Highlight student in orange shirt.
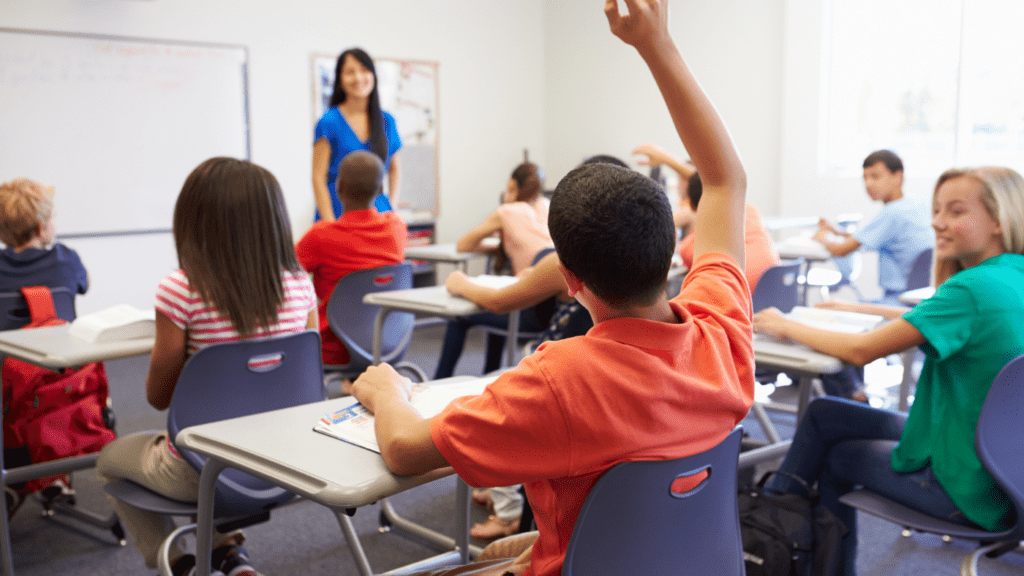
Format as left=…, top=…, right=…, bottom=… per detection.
left=296, top=151, right=407, bottom=373
left=634, top=142, right=780, bottom=292
left=348, top=2, right=754, bottom=574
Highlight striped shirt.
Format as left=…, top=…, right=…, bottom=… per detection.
left=155, top=269, right=316, bottom=354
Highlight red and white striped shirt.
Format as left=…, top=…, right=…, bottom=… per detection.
left=155, top=269, right=316, bottom=354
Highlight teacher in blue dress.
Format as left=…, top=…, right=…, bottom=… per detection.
left=312, top=48, right=402, bottom=221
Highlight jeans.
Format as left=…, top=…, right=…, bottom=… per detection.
left=767, top=397, right=976, bottom=576
left=434, top=308, right=547, bottom=380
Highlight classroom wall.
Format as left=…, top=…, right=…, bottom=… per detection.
left=542, top=0, right=786, bottom=213
left=3, top=0, right=546, bottom=313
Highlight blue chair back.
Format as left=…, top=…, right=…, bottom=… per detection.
left=752, top=259, right=803, bottom=314
left=0, top=286, right=77, bottom=331
left=561, top=427, right=745, bottom=576
left=167, top=330, right=325, bottom=518
left=905, top=248, right=933, bottom=292
left=326, top=263, right=415, bottom=371
left=975, top=353, right=1024, bottom=542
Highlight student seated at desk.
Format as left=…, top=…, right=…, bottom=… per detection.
left=349, top=3, right=754, bottom=574
left=0, top=178, right=88, bottom=296
left=752, top=166, right=1024, bottom=576
left=633, top=142, right=780, bottom=291
left=296, top=150, right=406, bottom=371
left=435, top=162, right=553, bottom=379
left=97, top=158, right=317, bottom=576
left=814, top=149, right=933, bottom=305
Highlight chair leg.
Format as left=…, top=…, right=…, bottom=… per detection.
left=394, top=361, right=428, bottom=383
left=156, top=523, right=198, bottom=576
left=750, top=402, right=782, bottom=445
left=332, top=509, right=374, bottom=576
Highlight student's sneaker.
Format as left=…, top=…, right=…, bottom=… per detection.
left=213, top=544, right=264, bottom=576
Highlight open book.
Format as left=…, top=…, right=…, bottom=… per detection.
left=68, top=304, right=156, bottom=343
left=314, top=374, right=500, bottom=453
left=787, top=306, right=884, bottom=334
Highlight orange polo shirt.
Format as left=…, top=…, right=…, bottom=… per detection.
left=679, top=203, right=780, bottom=292
left=431, top=252, right=754, bottom=576
left=295, top=208, right=406, bottom=365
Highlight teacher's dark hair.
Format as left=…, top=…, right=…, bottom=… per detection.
left=330, top=48, right=389, bottom=163
left=173, top=157, right=302, bottom=336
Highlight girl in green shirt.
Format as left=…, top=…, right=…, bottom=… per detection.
left=753, top=166, right=1024, bottom=576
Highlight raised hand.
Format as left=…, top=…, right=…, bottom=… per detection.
left=604, top=0, right=670, bottom=53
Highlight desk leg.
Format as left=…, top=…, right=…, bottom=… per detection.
left=897, top=349, right=916, bottom=412
left=796, top=375, right=814, bottom=421
left=0, top=474, right=13, bottom=576
left=455, top=478, right=470, bottom=564
left=506, top=310, right=520, bottom=368
left=372, top=307, right=389, bottom=365
left=194, top=459, right=227, bottom=576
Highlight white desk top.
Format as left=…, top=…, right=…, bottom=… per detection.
left=775, top=236, right=832, bottom=261
left=753, top=335, right=844, bottom=376
left=899, top=286, right=935, bottom=306
left=176, top=393, right=458, bottom=509
left=364, top=285, right=485, bottom=317
left=405, top=239, right=499, bottom=264
left=0, top=324, right=154, bottom=369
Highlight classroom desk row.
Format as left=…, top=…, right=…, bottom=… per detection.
left=0, top=282, right=874, bottom=576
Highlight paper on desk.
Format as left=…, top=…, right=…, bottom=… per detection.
left=68, top=304, right=156, bottom=343
left=314, top=375, right=500, bottom=453
left=466, top=274, right=520, bottom=290
left=787, top=306, right=884, bottom=334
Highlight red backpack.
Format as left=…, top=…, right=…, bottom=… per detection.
left=2, top=286, right=116, bottom=494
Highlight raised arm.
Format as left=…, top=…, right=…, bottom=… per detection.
left=607, top=0, right=747, bottom=266
left=446, top=251, right=570, bottom=314
left=633, top=143, right=696, bottom=181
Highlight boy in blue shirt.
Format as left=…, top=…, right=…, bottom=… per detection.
left=815, top=150, right=933, bottom=304
left=0, top=178, right=88, bottom=298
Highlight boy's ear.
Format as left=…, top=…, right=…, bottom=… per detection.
left=558, top=262, right=583, bottom=297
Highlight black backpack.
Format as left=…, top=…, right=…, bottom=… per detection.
left=738, top=471, right=848, bottom=576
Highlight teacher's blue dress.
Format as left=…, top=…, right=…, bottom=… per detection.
left=314, top=107, right=402, bottom=219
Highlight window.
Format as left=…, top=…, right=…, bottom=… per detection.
left=822, top=0, right=1024, bottom=176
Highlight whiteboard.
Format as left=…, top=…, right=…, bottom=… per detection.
left=0, top=29, right=250, bottom=237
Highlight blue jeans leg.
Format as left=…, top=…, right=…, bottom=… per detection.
left=767, top=397, right=973, bottom=576
left=433, top=312, right=512, bottom=379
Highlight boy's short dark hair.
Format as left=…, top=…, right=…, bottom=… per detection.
left=862, top=150, right=903, bottom=174
left=549, top=163, right=675, bottom=307
left=337, top=151, right=385, bottom=207
left=581, top=154, right=630, bottom=169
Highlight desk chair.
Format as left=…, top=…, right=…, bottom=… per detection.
left=324, top=264, right=427, bottom=394
left=839, top=354, right=1024, bottom=576
left=0, top=287, right=76, bottom=331
left=904, top=248, right=933, bottom=292
left=561, top=427, right=745, bottom=576
left=101, top=332, right=372, bottom=576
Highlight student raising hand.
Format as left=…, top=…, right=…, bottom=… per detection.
left=604, top=0, right=670, bottom=51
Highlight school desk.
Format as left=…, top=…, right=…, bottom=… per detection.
left=363, top=280, right=524, bottom=368
left=0, top=325, right=155, bottom=576
left=405, top=239, right=499, bottom=275
left=176, top=377, right=487, bottom=576
left=898, top=286, right=934, bottom=306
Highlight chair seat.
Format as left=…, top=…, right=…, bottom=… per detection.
left=103, top=479, right=199, bottom=517
left=839, top=489, right=1013, bottom=541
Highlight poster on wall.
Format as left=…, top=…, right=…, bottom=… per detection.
left=311, top=53, right=439, bottom=217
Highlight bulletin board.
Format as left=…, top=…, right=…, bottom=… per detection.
left=311, top=53, right=439, bottom=216
left=0, top=28, right=250, bottom=238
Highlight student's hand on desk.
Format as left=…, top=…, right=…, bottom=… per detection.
left=445, top=270, right=471, bottom=295
left=605, top=0, right=670, bottom=51
left=350, top=363, right=415, bottom=415
left=752, top=307, right=790, bottom=339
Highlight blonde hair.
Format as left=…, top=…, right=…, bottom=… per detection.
left=0, top=179, right=54, bottom=248
left=932, top=166, right=1024, bottom=285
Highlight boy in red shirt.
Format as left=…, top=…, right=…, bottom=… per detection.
left=296, top=150, right=407, bottom=367
left=349, top=2, right=754, bottom=575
